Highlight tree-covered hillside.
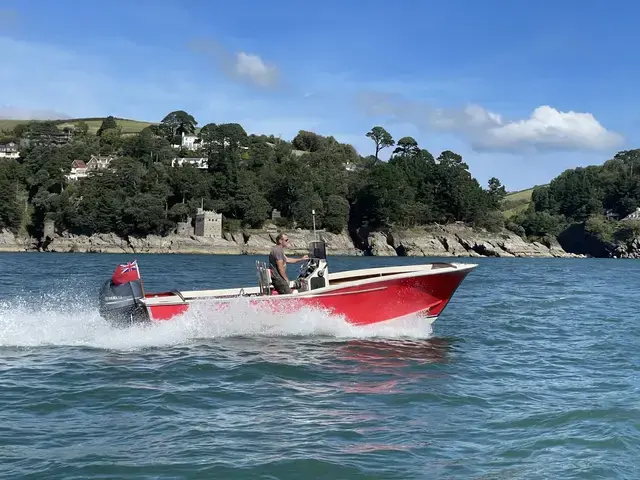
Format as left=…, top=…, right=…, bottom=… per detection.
left=0, top=111, right=508, bottom=239
left=511, top=149, right=640, bottom=253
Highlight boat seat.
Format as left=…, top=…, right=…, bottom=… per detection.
left=256, top=261, right=273, bottom=296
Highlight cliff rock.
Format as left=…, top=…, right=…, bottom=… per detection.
left=0, top=229, right=34, bottom=252
left=243, top=230, right=358, bottom=256
left=0, top=223, right=583, bottom=258
left=361, top=223, right=582, bottom=258
left=45, top=232, right=243, bottom=255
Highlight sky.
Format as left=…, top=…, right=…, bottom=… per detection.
left=1, top=0, right=639, bottom=191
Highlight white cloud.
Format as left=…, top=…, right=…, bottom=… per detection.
left=356, top=92, right=624, bottom=153
left=235, top=52, right=278, bottom=88
left=189, top=39, right=280, bottom=89
left=441, top=104, right=623, bottom=152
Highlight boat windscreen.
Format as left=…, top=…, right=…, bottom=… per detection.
left=308, top=240, right=327, bottom=260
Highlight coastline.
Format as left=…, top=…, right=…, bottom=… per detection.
left=0, top=223, right=585, bottom=258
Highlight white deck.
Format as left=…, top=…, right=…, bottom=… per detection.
left=140, top=262, right=477, bottom=307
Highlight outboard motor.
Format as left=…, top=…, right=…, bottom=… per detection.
left=98, top=279, right=149, bottom=326
left=98, top=260, right=150, bottom=327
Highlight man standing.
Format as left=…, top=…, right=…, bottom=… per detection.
left=269, top=233, right=308, bottom=294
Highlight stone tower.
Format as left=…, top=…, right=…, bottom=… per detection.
left=195, top=208, right=222, bottom=238
left=176, top=216, right=193, bottom=236
left=43, top=219, right=55, bottom=239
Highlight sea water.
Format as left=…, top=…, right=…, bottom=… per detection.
left=0, top=253, right=638, bottom=479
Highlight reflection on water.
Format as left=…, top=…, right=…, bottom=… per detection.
left=334, top=337, right=453, bottom=368
left=322, top=337, right=455, bottom=395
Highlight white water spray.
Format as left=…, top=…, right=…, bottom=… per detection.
left=0, top=291, right=433, bottom=351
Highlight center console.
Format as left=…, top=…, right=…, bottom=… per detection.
left=294, top=240, right=330, bottom=292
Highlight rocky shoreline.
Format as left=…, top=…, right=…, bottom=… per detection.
left=0, top=223, right=584, bottom=258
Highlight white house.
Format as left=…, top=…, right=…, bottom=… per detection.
left=621, top=207, right=640, bottom=221
left=86, top=154, right=114, bottom=171
left=67, top=160, right=88, bottom=181
left=0, top=142, right=19, bottom=159
left=172, top=132, right=201, bottom=151
left=171, top=157, right=208, bottom=169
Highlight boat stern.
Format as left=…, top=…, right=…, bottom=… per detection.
left=98, top=260, right=151, bottom=327
left=98, top=278, right=150, bottom=327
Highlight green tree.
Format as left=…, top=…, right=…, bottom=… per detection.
left=96, top=116, right=118, bottom=136
left=160, top=110, right=198, bottom=139
left=292, top=130, right=324, bottom=152
left=0, top=161, right=22, bottom=231
left=392, top=136, right=420, bottom=157
left=350, top=163, right=416, bottom=229
left=74, top=121, right=89, bottom=137
left=202, top=123, right=248, bottom=203
left=99, top=127, right=122, bottom=154
left=291, top=183, right=324, bottom=229
left=121, top=193, right=171, bottom=236
left=366, top=126, right=395, bottom=161
left=323, top=195, right=350, bottom=233
left=231, top=170, right=271, bottom=228
left=487, top=177, right=507, bottom=209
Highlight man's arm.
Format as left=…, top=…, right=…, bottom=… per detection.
left=285, top=254, right=309, bottom=264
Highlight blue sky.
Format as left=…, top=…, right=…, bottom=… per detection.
left=0, top=0, right=638, bottom=190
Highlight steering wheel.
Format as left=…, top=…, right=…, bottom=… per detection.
left=298, top=258, right=315, bottom=278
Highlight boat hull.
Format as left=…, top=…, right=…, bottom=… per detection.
left=144, top=267, right=473, bottom=327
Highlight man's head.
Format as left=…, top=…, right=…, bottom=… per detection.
left=276, top=232, right=289, bottom=247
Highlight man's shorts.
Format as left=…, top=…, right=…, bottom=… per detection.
left=271, top=276, right=292, bottom=294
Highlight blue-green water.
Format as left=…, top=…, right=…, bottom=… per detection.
left=0, top=253, right=638, bottom=479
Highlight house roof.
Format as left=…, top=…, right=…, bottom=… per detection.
left=71, top=159, right=87, bottom=168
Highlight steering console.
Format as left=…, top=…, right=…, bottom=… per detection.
left=297, top=258, right=318, bottom=279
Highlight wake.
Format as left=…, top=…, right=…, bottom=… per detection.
left=0, top=291, right=434, bottom=351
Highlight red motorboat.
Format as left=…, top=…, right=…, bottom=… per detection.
left=98, top=240, right=477, bottom=328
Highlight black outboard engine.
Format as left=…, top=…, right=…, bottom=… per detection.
left=98, top=279, right=149, bottom=327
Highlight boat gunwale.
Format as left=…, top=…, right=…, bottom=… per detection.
left=140, top=262, right=478, bottom=307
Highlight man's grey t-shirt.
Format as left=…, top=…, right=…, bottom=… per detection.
left=269, top=245, right=286, bottom=279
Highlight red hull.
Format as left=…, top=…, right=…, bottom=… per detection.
left=145, top=268, right=472, bottom=326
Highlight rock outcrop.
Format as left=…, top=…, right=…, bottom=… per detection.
left=359, top=223, right=583, bottom=258
left=243, top=230, right=358, bottom=256
left=611, top=239, right=640, bottom=258
left=0, top=223, right=583, bottom=258
left=556, top=222, right=640, bottom=259
left=43, top=232, right=244, bottom=255
left=0, top=229, right=35, bottom=252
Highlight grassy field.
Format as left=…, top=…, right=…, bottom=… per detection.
left=0, top=117, right=155, bottom=135
left=59, top=118, right=154, bottom=135
left=0, top=119, right=30, bottom=132
left=501, top=187, right=540, bottom=218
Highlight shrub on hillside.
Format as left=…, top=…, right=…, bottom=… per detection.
left=514, top=210, right=566, bottom=238
left=473, top=210, right=504, bottom=233
left=505, top=221, right=526, bottom=237
left=584, top=214, right=617, bottom=243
